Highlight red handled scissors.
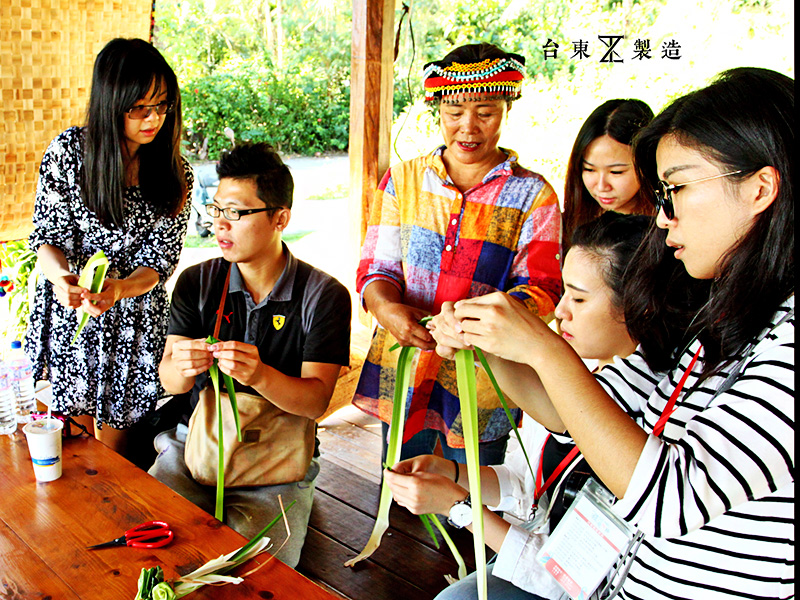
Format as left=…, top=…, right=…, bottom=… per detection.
left=87, top=520, right=174, bottom=550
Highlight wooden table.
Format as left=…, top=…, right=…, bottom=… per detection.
left=0, top=428, right=336, bottom=599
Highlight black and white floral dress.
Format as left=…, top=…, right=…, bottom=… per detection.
left=25, top=127, right=193, bottom=428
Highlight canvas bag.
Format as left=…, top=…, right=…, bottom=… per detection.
left=183, top=263, right=315, bottom=487
left=185, top=387, right=315, bottom=487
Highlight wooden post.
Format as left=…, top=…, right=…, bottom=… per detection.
left=349, top=0, right=395, bottom=324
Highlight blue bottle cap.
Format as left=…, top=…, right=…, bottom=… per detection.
left=10, top=340, right=21, bottom=349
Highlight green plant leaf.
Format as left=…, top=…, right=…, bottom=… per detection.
left=71, top=250, right=109, bottom=344
left=344, top=344, right=415, bottom=567
left=418, top=513, right=441, bottom=549
left=204, top=334, right=244, bottom=519
left=474, top=347, right=535, bottom=482
left=224, top=499, right=297, bottom=570
left=211, top=359, right=224, bottom=521
left=455, top=349, right=487, bottom=600
left=222, top=371, right=242, bottom=442
left=429, top=512, right=468, bottom=582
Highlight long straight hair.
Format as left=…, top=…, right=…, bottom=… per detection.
left=626, top=68, right=794, bottom=376
left=81, top=38, right=187, bottom=227
left=563, top=99, right=655, bottom=244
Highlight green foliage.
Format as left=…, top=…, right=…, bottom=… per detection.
left=181, top=60, right=350, bottom=158
left=0, top=240, right=38, bottom=347
left=155, top=0, right=352, bottom=157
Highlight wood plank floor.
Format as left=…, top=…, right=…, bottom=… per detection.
left=318, top=404, right=383, bottom=484
left=301, top=404, right=481, bottom=600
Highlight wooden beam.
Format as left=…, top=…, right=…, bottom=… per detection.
left=348, top=0, right=395, bottom=289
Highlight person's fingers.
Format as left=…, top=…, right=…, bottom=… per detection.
left=178, top=363, right=213, bottom=378
left=175, top=339, right=217, bottom=352
left=434, top=344, right=457, bottom=360
left=410, top=332, right=437, bottom=350
left=389, top=459, right=415, bottom=474
left=80, top=297, right=106, bottom=317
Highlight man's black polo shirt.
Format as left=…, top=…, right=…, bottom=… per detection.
left=167, top=247, right=351, bottom=411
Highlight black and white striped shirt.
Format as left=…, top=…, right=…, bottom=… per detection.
left=596, top=298, right=794, bottom=600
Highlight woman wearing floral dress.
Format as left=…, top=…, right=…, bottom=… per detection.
left=25, top=38, right=193, bottom=457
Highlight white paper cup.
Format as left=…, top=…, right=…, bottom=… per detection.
left=22, top=418, right=64, bottom=482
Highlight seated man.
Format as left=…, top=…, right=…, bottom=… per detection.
left=150, top=142, right=351, bottom=568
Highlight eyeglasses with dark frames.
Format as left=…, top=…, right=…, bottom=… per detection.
left=655, top=170, right=743, bottom=220
left=206, top=204, right=282, bottom=221
left=125, top=101, right=174, bottom=120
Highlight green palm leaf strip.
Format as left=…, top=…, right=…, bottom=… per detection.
left=205, top=335, right=243, bottom=521
left=418, top=513, right=440, bottom=549
left=71, top=250, right=109, bottom=344
left=346, top=317, right=467, bottom=576
left=346, top=321, right=520, bottom=596
left=428, top=513, right=468, bottom=582
left=344, top=343, right=415, bottom=567
left=222, top=499, right=296, bottom=571
left=417, top=512, right=465, bottom=578
left=455, top=349, right=487, bottom=600
left=473, top=347, right=535, bottom=481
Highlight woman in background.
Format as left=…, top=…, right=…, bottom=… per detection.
left=26, top=38, right=193, bottom=457
left=562, top=99, right=654, bottom=245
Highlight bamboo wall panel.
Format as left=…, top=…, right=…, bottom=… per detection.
left=0, top=0, right=152, bottom=242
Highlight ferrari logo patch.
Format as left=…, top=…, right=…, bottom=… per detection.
left=273, top=315, right=286, bottom=330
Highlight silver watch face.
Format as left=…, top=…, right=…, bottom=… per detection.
left=448, top=501, right=473, bottom=528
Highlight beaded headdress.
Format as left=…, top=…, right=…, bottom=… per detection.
left=423, top=53, right=526, bottom=105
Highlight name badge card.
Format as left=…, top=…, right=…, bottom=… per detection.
left=536, top=478, right=635, bottom=600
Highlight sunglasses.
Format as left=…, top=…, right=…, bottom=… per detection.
left=125, top=101, right=174, bottom=120
left=655, top=170, right=743, bottom=219
left=206, top=204, right=282, bottom=221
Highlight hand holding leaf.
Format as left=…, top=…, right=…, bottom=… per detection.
left=79, top=277, right=125, bottom=317
left=52, top=273, right=85, bottom=309
left=170, top=339, right=215, bottom=379
left=208, top=340, right=265, bottom=388
left=71, top=250, right=109, bottom=344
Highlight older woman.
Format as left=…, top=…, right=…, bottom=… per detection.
left=352, top=43, right=562, bottom=466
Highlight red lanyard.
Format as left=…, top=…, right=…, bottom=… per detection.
left=534, top=435, right=581, bottom=503
left=652, top=345, right=702, bottom=437
left=531, top=344, right=702, bottom=511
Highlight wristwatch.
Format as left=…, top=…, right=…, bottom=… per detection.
left=447, top=492, right=472, bottom=528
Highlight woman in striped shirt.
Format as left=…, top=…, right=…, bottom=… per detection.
left=429, top=67, right=794, bottom=599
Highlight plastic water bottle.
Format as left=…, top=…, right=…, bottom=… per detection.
left=9, top=341, right=36, bottom=424
left=0, top=364, right=16, bottom=435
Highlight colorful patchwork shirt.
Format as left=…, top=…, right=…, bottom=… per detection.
left=353, top=146, right=562, bottom=447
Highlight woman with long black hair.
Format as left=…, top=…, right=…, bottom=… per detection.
left=428, top=67, right=794, bottom=599
left=26, top=38, right=193, bottom=457
left=562, top=99, right=654, bottom=245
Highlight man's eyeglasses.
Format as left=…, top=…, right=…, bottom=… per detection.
left=206, top=204, right=281, bottom=221
left=125, top=101, right=174, bottom=120
left=655, top=170, right=743, bottom=220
